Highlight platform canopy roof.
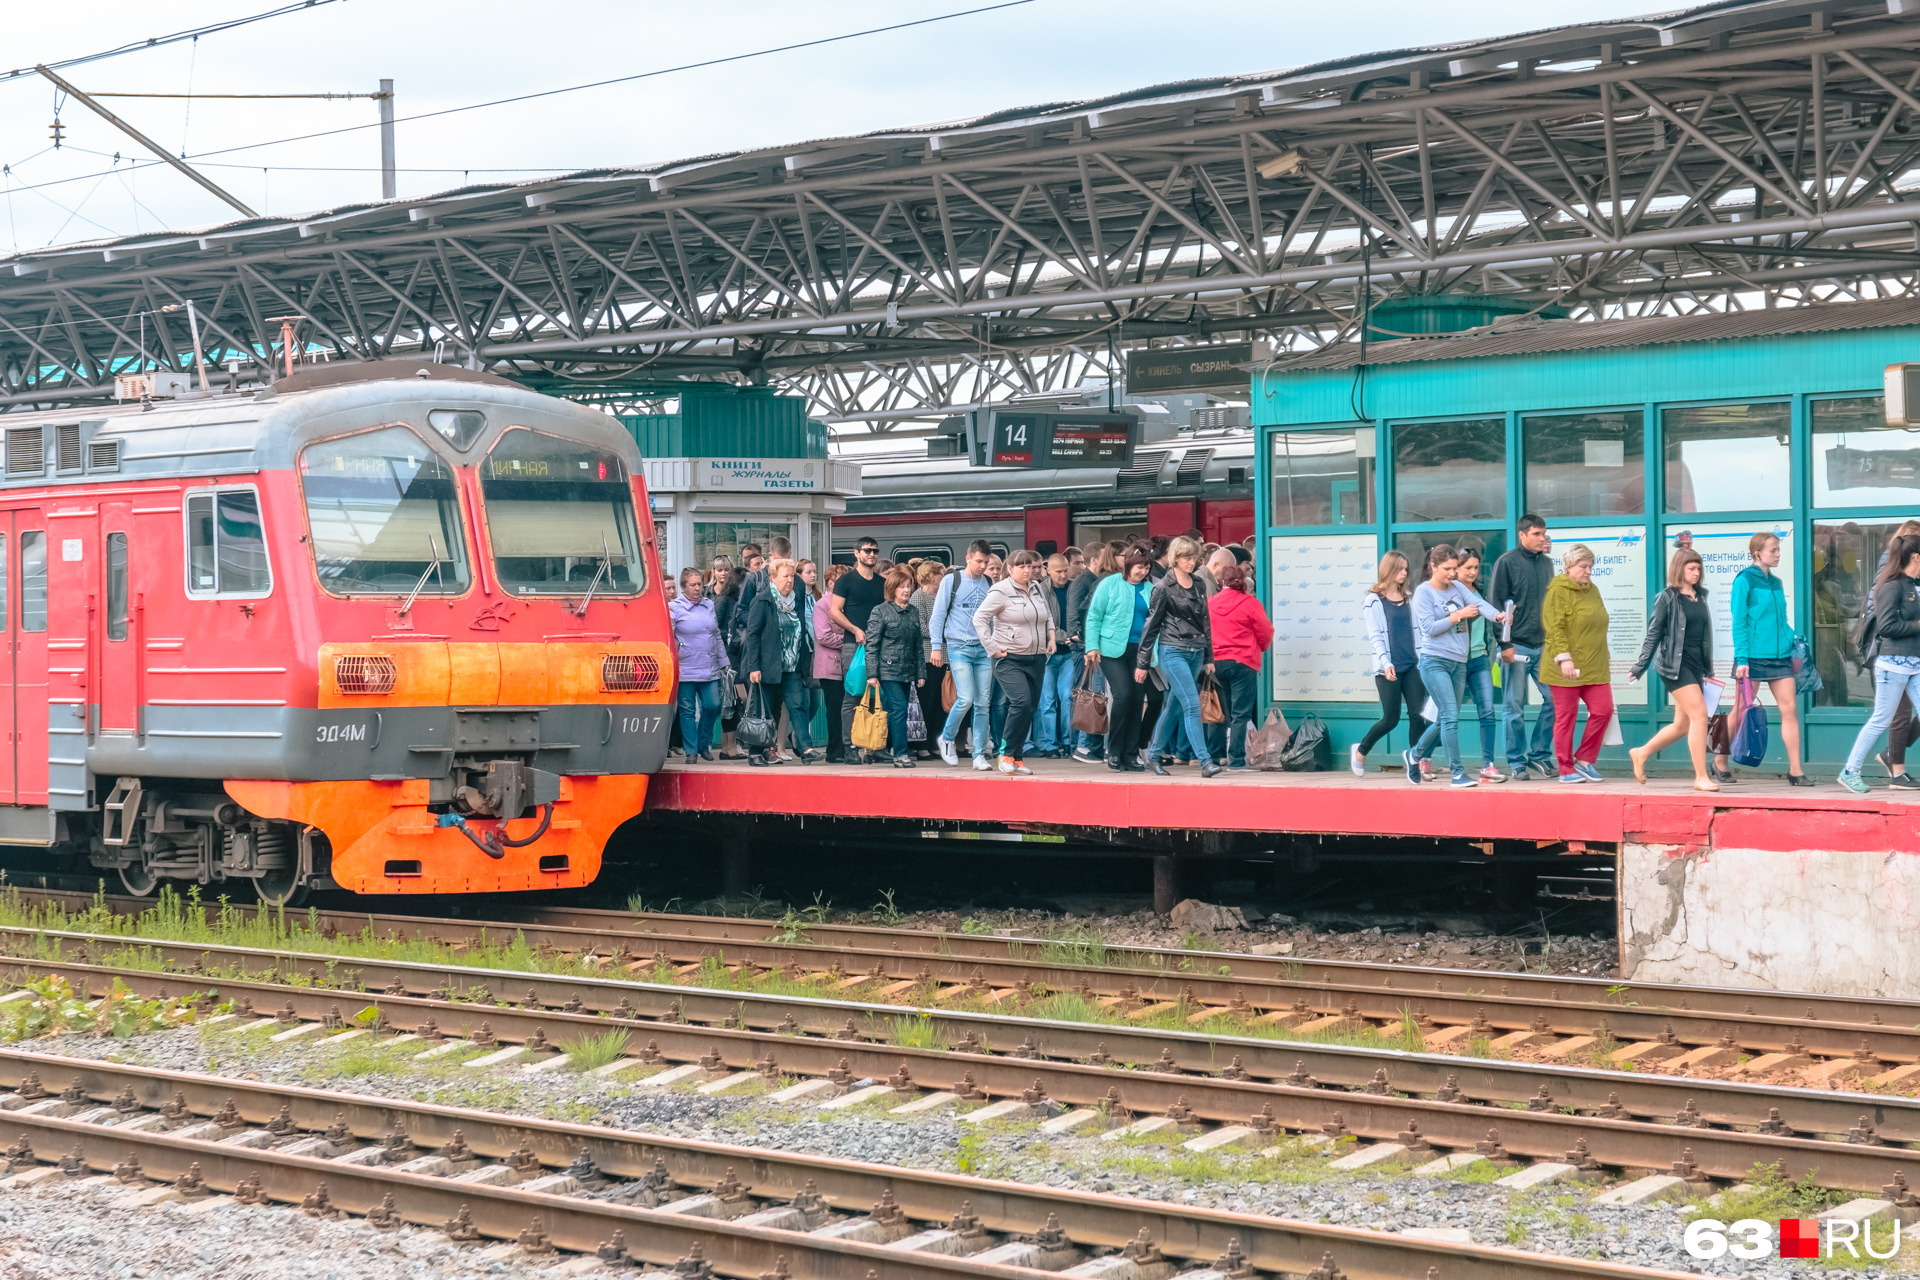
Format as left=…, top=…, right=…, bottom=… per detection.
left=3, top=0, right=1920, bottom=434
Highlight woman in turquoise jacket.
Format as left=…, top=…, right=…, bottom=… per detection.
left=1721, top=530, right=1809, bottom=785
left=1083, top=547, right=1157, bottom=771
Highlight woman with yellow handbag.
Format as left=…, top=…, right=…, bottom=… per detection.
left=863, top=568, right=927, bottom=767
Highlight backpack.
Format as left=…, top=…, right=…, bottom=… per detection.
left=1856, top=612, right=1881, bottom=667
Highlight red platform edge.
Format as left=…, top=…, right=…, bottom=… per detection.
left=643, top=765, right=1920, bottom=855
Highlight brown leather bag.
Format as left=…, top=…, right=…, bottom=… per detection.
left=1070, top=665, right=1109, bottom=735
left=941, top=669, right=957, bottom=713
left=1199, top=671, right=1226, bottom=724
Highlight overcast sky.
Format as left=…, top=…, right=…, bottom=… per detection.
left=0, top=0, right=1650, bottom=252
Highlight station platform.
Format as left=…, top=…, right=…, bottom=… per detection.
left=647, top=757, right=1920, bottom=854
left=645, top=759, right=1920, bottom=1000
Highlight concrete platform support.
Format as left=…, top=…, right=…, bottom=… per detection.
left=1152, top=856, right=1178, bottom=916
left=721, top=828, right=751, bottom=896
left=1621, top=840, right=1920, bottom=996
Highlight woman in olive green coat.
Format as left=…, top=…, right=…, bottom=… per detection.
left=1541, top=544, right=1612, bottom=783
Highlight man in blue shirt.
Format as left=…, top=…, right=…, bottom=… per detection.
left=930, top=540, right=997, bottom=769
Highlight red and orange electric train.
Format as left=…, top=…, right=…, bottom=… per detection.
left=0, top=360, right=672, bottom=904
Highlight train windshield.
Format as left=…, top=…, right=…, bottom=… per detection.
left=480, top=429, right=642, bottom=595
left=299, top=426, right=471, bottom=595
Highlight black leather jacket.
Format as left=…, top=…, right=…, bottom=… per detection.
left=1139, top=574, right=1212, bottom=657
left=1876, top=576, right=1920, bottom=658
left=1631, top=586, right=1710, bottom=683
left=863, top=600, right=927, bottom=683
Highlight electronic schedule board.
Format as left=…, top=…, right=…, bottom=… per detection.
left=983, top=411, right=1137, bottom=468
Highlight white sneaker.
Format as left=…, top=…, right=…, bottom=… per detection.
left=998, top=756, right=1018, bottom=774
left=938, top=737, right=959, bottom=767
left=1350, top=744, right=1365, bottom=777
left=973, top=756, right=993, bottom=772
left=1479, top=763, right=1507, bottom=783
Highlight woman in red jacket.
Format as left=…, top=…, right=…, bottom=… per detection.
left=1208, top=562, right=1274, bottom=769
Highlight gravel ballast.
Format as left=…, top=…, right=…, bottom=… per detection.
left=8, top=1024, right=1908, bottom=1279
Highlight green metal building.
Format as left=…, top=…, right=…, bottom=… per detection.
left=1250, top=297, right=1920, bottom=770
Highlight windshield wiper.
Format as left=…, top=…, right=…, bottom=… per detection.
left=397, top=533, right=445, bottom=617
left=569, top=534, right=613, bottom=617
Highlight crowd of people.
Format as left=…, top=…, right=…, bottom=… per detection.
left=666, top=531, right=1269, bottom=775
left=665, top=515, right=1914, bottom=791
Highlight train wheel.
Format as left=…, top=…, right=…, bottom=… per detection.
left=254, top=865, right=309, bottom=909
left=117, top=862, right=158, bottom=898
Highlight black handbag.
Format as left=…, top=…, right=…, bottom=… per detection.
left=737, top=683, right=776, bottom=753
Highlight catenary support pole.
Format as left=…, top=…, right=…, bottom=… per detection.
left=379, top=79, right=396, bottom=200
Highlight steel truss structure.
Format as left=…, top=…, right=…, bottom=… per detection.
left=3, top=0, right=1920, bottom=435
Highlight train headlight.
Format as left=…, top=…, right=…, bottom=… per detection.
left=600, top=653, right=660, bottom=692
left=334, top=654, right=398, bottom=695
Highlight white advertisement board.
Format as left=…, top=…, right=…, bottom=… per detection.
left=700, top=459, right=823, bottom=491
left=1267, top=533, right=1379, bottom=702
left=1663, top=521, right=1795, bottom=705
left=1548, top=525, right=1649, bottom=706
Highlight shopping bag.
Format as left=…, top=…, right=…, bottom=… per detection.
left=906, top=690, right=928, bottom=742
left=1421, top=696, right=1439, bottom=723
left=1602, top=712, right=1623, bottom=746
left=1706, top=711, right=1731, bottom=755
left=850, top=686, right=890, bottom=752
left=1279, top=715, right=1332, bottom=771
left=1198, top=672, right=1225, bottom=725
left=737, top=684, right=776, bottom=753
left=941, top=668, right=957, bottom=713
left=1069, top=666, right=1109, bottom=735
left=842, top=646, right=867, bottom=698
left=717, top=666, right=739, bottom=717
left=1731, top=677, right=1769, bottom=767
left=1246, top=710, right=1291, bottom=770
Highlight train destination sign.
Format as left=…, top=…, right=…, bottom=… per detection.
left=1125, top=342, right=1255, bottom=393
left=983, top=411, right=1137, bottom=468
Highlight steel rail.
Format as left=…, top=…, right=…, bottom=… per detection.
left=14, top=956, right=1920, bottom=1195
left=0, top=1046, right=1699, bottom=1280
left=15, top=886, right=1898, bottom=1032
left=11, top=921, right=1920, bottom=1146
left=0, top=1108, right=1036, bottom=1280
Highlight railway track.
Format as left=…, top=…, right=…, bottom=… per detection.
left=9, top=888, right=1920, bottom=1090
left=0, top=1045, right=1699, bottom=1280
left=8, top=922, right=1920, bottom=1151
left=9, top=939, right=1920, bottom=1198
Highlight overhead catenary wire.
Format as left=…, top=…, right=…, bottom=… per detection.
left=0, top=1, right=349, bottom=83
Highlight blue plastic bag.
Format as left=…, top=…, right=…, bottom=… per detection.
left=1791, top=633, right=1823, bottom=695
left=1731, top=676, right=1769, bottom=768
left=842, top=645, right=867, bottom=698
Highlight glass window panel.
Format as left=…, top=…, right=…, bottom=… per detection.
left=1811, top=396, right=1920, bottom=507
left=301, top=426, right=470, bottom=595
left=693, top=521, right=793, bottom=576
left=1268, top=428, right=1375, bottom=527
left=186, top=489, right=271, bottom=597
left=1523, top=411, right=1645, bottom=517
left=105, top=532, right=127, bottom=641
left=1809, top=520, right=1907, bottom=708
left=1662, top=402, right=1790, bottom=512
left=1393, top=418, right=1506, bottom=522
left=186, top=494, right=216, bottom=592
left=481, top=430, right=644, bottom=595
left=19, top=532, right=45, bottom=633
left=1392, top=528, right=1508, bottom=585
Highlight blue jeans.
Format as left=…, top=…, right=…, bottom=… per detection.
left=1414, top=655, right=1469, bottom=774
left=1502, top=642, right=1557, bottom=770
left=1466, top=653, right=1500, bottom=765
left=776, top=672, right=814, bottom=753
left=677, top=679, right=719, bottom=757
left=879, top=680, right=912, bottom=760
left=1148, top=647, right=1213, bottom=764
left=940, top=643, right=994, bottom=758
left=1038, top=651, right=1077, bottom=752
left=1077, top=659, right=1107, bottom=753
left=1845, top=661, right=1920, bottom=774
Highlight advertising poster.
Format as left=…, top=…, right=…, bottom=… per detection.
left=1549, top=525, right=1649, bottom=706
left=1267, top=534, right=1379, bottom=702
left=1664, top=522, right=1795, bottom=706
